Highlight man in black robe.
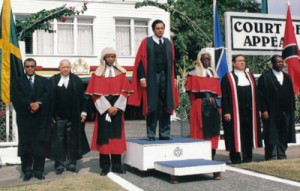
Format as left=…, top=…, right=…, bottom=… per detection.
left=49, top=59, right=89, bottom=175
left=258, top=54, right=296, bottom=160
left=221, top=54, right=262, bottom=164
left=12, top=58, right=51, bottom=181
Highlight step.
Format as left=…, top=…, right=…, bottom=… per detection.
left=155, top=159, right=226, bottom=176
left=124, top=137, right=211, bottom=171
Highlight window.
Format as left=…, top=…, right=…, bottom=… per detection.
left=115, top=19, right=148, bottom=56
left=16, top=15, right=94, bottom=56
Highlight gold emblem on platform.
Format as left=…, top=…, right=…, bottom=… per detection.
left=72, top=58, right=89, bottom=75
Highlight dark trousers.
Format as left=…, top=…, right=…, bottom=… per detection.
left=21, top=153, right=45, bottom=175
left=99, top=154, right=122, bottom=170
left=146, top=71, right=171, bottom=138
left=54, top=116, right=76, bottom=170
left=265, top=111, right=289, bottom=160
left=230, top=108, right=253, bottom=163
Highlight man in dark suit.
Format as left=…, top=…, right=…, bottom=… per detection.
left=12, top=58, right=51, bottom=181
left=49, top=59, right=89, bottom=175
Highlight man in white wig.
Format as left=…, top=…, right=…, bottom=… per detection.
left=186, top=50, right=222, bottom=180
left=86, top=47, right=133, bottom=176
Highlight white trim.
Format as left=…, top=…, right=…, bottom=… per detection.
left=227, top=166, right=300, bottom=188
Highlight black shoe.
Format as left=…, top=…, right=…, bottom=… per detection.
left=23, top=173, right=32, bottom=181
left=34, top=173, right=45, bottom=180
left=66, top=167, right=78, bottom=173
left=100, top=168, right=110, bottom=176
left=112, top=168, right=126, bottom=174
left=159, top=137, right=172, bottom=140
left=148, top=137, right=155, bottom=141
left=55, top=169, right=64, bottom=175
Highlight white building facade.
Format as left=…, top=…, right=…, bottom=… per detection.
left=4, top=0, right=170, bottom=69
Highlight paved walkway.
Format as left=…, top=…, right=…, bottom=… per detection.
left=0, top=120, right=299, bottom=190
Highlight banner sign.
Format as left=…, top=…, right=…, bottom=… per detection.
left=225, top=12, right=300, bottom=55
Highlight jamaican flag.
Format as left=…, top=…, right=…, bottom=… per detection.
left=0, top=0, right=23, bottom=105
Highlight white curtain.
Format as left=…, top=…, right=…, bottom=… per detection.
left=36, top=30, right=54, bottom=54
left=78, top=25, right=93, bottom=55
left=57, top=25, right=74, bottom=54
left=134, top=27, right=147, bottom=54
left=116, top=26, right=131, bottom=56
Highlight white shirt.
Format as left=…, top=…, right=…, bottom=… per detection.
left=234, top=69, right=250, bottom=86
left=202, top=68, right=213, bottom=77
left=272, top=69, right=284, bottom=85
left=58, top=75, right=69, bottom=88
left=105, top=65, right=116, bottom=77
left=152, top=35, right=164, bottom=45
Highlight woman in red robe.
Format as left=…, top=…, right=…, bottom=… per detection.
left=86, top=47, right=133, bottom=176
left=186, top=50, right=222, bottom=180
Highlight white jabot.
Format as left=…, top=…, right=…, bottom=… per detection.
left=105, top=65, right=115, bottom=78
left=234, top=69, right=250, bottom=86
left=272, top=69, right=284, bottom=85
left=202, top=68, right=213, bottom=77
left=152, top=35, right=164, bottom=45
left=58, top=75, right=70, bottom=88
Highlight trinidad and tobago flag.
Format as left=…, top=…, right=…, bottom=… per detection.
left=282, top=3, right=300, bottom=96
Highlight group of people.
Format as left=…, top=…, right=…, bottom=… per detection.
left=12, top=19, right=296, bottom=182
left=186, top=52, right=296, bottom=180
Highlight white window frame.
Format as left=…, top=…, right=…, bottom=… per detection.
left=115, top=18, right=150, bottom=57
left=31, top=16, right=94, bottom=56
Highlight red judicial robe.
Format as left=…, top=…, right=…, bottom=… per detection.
left=128, top=37, right=179, bottom=115
left=86, top=73, right=132, bottom=154
left=186, top=76, right=221, bottom=149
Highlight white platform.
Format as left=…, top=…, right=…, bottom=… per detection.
left=155, top=159, right=226, bottom=176
left=124, top=137, right=211, bottom=171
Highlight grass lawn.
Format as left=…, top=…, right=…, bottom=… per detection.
left=231, top=158, right=300, bottom=182
left=0, top=172, right=126, bottom=191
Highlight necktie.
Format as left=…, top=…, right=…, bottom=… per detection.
left=29, top=77, right=34, bottom=89
left=159, top=39, right=162, bottom=46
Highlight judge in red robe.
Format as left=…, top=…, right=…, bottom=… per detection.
left=186, top=50, right=222, bottom=180
left=128, top=19, right=179, bottom=141
left=86, top=47, right=133, bottom=176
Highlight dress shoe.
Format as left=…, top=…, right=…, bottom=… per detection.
left=23, top=173, right=32, bottom=181
left=148, top=137, right=155, bottom=141
left=159, top=137, right=172, bottom=140
left=112, top=167, right=126, bottom=174
left=213, top=172, right=221, bottom=180
left=100, top=168, right=110, bottom=176
left=34, top=173, right=45, bottom=180
left=55, top=169, right=64, bottom=175
left=66, top=167, right=78, bottom=173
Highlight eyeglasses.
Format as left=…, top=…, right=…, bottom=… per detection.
left=202, top=58, right=211, bottom=61
left=25, top=65, right=35, bottom=68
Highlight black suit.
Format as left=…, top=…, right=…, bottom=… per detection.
left=12, top=74, right=51, bottom=176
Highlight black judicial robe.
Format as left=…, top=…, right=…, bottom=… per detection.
left=258, top=70, right=296, bottom=145
left=12, top=74, right=51, bottom=157
left=49, top=73, right=90, bottom=161
left=221, top=71, right=262, bottom=152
